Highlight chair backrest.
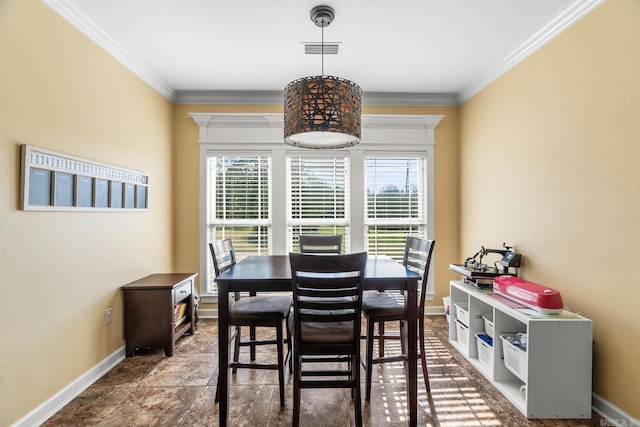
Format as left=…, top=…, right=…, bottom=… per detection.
left=402, top=237, right=436, bottom=316
left=289, top=251, right=367, bottom=353
left=298, top=234, right=342, bottom=254
left=209, top=239, right=236, bottom=276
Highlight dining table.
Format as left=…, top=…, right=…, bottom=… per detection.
left=215, top=254, right=422, bottom=427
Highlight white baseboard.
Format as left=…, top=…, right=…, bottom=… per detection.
left=197, top=308, right=218, bottom=319
left=13, top=345, right=125, bottom=427
left=592, top=393, right=640, bottom=426
left=425, top=306, right=446, bottom=316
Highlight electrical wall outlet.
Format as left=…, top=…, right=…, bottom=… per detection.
left=105, top=307, right=112, bottom=325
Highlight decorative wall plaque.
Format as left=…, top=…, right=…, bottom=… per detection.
left=20, top=145, right=149, bottom=211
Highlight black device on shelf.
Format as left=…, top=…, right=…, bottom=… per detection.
left=450, top=243, right=521, bottom=288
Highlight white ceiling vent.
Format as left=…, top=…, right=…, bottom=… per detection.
left=304, top=43, right=340, bottom=54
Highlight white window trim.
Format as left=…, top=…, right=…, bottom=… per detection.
left=191, top=113, right=444, bottom=303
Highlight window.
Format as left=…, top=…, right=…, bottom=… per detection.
left=205, top=154, right=271, bottom=293
left=287, top=155, right=350, bottom=252
left=365, top=156, right=426, bottom=261
left=193, top=112, right=442, bottom=301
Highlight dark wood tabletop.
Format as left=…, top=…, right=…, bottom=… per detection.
left=215, top=254, right=420, bottom=292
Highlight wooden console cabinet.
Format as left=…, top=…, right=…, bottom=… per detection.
left=122, top=273, right=197, bottom=357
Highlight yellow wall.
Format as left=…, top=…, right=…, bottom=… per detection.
left=172, top=104, right=282, bottom=294
left=3, top=0, right=637, bottom=423
left=0, top=1, right=174, bottom=424
left=459, top=0, right=640, bottom=418
left=172, top=104, right=460, bottom=313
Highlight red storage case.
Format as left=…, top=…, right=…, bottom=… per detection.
left=493, top=276, right=564, bottom=314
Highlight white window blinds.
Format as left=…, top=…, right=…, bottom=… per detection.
left=365, top=156, right=426, bottom=260
left=286, top=155, right=350, bottom=252
left=206, top=154, right=271, bottom=293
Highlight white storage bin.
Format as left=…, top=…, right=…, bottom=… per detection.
left=500, top=335, right=527, bottom=382
left=455, top=302, right=469, bottom=326
left=475, top=333, right=493, bottom=368
left=482, top=314, right=494, bottom=339
left=443, top=296, right=451, bottom=324
left=455, top=319, right=469, bottom=351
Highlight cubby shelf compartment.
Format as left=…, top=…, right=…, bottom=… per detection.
left=449, top=280, right=592, bottom=419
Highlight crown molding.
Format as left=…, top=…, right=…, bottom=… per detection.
left=457, top=0, right=606, bottom=104
left=363, top=92, right=458, bottom=107
left=44, top=0, right=604, bottom=107
left=174, top=90, right=458, bottom=106
left=42, top=0, right=176, bottom=100
left=175, top=90, right=282, bottom=105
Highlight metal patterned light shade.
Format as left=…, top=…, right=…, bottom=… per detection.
left=284, top=75, right=361, bottom=149
left=284, top=5, right=362, bottom=149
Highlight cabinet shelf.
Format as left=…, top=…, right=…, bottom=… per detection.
left=494, top=380, right=526, bottom=412
left=449, top=280, right=592, bottom=419
left=174, top=319, right=192, bottom=340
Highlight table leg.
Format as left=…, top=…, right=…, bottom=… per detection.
left=406, top=284, right=418, bottom=427
left=218, top=283, right=230, bottom=427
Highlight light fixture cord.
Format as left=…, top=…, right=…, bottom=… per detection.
left=321, top=24, right=324, bottom=76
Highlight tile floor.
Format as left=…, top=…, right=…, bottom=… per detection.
left=43, top=316, right=603, bottom=426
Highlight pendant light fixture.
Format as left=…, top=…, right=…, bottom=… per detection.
left=284, top=5, right=362, bottom=149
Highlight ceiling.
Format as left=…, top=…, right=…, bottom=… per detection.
left=43, top=0, right=603, bottom=105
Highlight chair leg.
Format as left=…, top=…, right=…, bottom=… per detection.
left=419, top=318, right=430, bottom=392
left=378, top=321, right=385, bottom=357
left=365, top=317, right=375, bottom=401
left=232, top=326, right=241, bottom=374
left=292, top=352, right=301, bottom=427
left=276, top=322, right=285, bottom=408
left=249, top=325, right=257, bottom=361
left=397, top=319, right=409, bottom=379
left=353, top=353, right=363, bottom=427
left=400, top=320, right=409, bottom=375
left=214, top=373, right=220, bottom=403
left=286, top=317, right=293, bottom=374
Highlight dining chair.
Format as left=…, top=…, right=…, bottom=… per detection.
left=288, top=251, right=367, bottom=427
left=209, top=239, right=292, bottom=408
left=361, top=237, right=436, bottom=400
left=298, top=234, right=342, bottom=254
left=288, top=234, right=344, bottom=374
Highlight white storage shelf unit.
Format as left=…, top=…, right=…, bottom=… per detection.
left=449, top=280, right=592, bottom=419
